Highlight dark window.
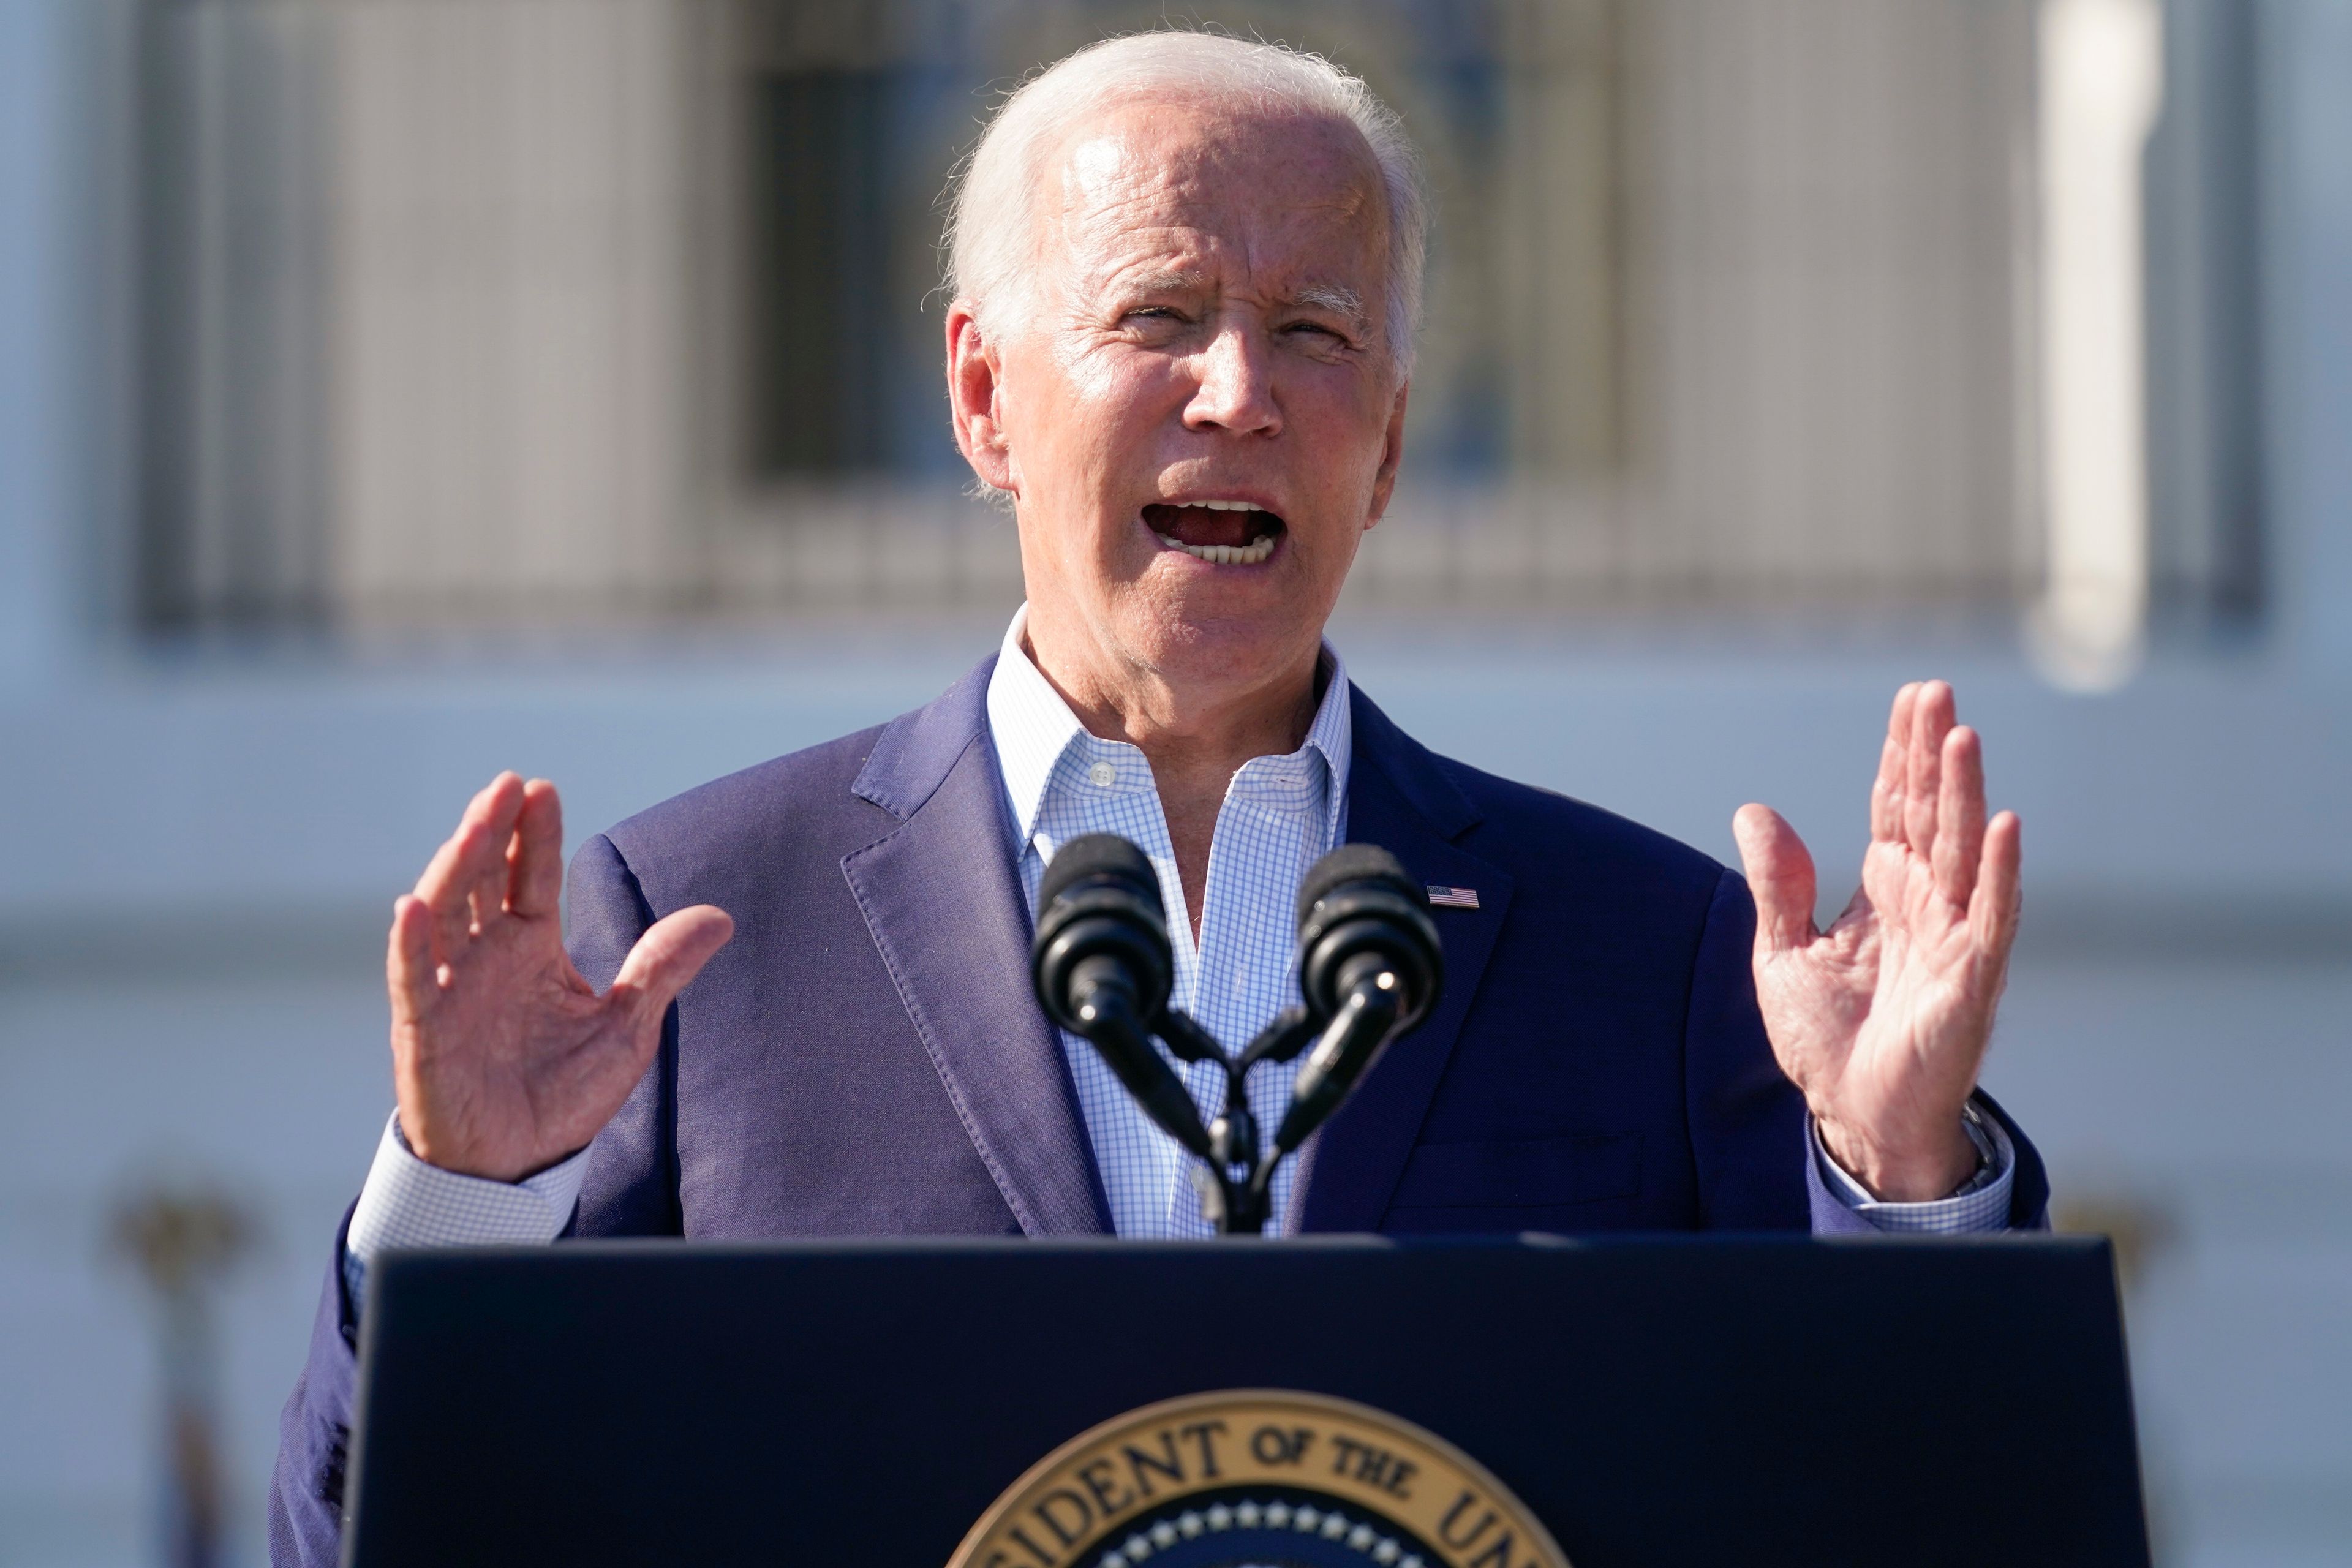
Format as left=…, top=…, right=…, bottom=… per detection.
left=745, top=67, right=894, bottom=477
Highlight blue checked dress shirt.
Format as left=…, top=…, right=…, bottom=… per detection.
left=987, top=606, right=1353, bottom=1237
left=346, top=609, right=2013, bottom=1287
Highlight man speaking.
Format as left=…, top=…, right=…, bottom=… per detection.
left=273, top=30, right=2042, bottom=1563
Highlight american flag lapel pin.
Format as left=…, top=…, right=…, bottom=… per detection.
left=1426, top=884, right=1480, bottom=910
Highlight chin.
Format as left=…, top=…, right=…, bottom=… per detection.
left=1128, top=575, right=1325, bottom=686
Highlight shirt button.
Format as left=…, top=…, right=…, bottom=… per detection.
left=1087, top=761, right=1117, bottom=788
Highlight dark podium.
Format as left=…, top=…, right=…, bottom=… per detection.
left=343, top=1234, right=2148, bottom=1567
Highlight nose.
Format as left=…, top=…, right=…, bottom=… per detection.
left=1182, top=323, right=1281, bottom=438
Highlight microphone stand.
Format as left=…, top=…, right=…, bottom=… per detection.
left=1069, top=979, right=1404, bottom=1236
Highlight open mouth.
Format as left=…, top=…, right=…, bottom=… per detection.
left=1142, top=500, right=1284, bottom=566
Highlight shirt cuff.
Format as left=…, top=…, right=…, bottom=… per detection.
left=1809, top=1101, right=2016, bottom=1234
left=342, top=1112, right=589, bottom=1302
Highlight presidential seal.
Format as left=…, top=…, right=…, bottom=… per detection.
left=949, top=1390, right=1568, bottom=1568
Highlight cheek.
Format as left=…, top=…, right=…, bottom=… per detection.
left=1028, top=352, right=1172, bottom=478
left=1289, top=377, right=1395, bottom=498
left=1089, top=386, right=1205, bottom=518
left=1311, top=362, right=1395, bottom=435
left=1045, top=334, right=1171, bottom=424
left=1047, top=336, right=1124, bottom=410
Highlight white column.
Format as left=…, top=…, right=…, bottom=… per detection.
left=0, top=0, right=77, bottom=692
left=2031, top=0, right=2165, bottom=688
left=2261, top=0, right=2352, bottom=680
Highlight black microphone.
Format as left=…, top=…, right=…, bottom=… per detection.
left=1274, top=845, right=1444, bottom=1153
left=1030, top=834, right=1213, bottom=1158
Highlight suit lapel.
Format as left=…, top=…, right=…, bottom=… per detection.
left=1289, top=690, right=1515, bottom=1234
left=841, top=660, right=1114, bottom=1237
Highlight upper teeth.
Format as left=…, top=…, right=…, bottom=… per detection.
left=1188, top=500, right=1257, bottom=511
left=1156, top=533, right=1276, bottom=565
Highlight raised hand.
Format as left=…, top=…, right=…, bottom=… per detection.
left=1732, top=682, right=2023, bottom=1202
left=387, top=773, right=734, bottom=1182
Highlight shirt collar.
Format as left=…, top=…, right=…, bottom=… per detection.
left=985, top=603, right=1353, bottom=846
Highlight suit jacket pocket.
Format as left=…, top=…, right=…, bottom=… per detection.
left=1387, top=1132, right=1643, bottom=1209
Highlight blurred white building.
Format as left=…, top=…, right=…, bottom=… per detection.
left=126, top=0, right=2265, bottom=629
left=1, top=2, right=2347, bottom=1564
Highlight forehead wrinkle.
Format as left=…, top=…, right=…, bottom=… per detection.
left=1063, top=96, right=1374, bottom=188
left=1036, top=100, right=1392, bottom=331
left=1071, top=248, right=1214, bottom=315
left=1052, top=97, right=1382, bottom=226
left=1128, top=268, right=1212, bottom=295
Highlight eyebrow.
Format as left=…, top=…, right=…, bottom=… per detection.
left=1123, top=273, right=1367, bottom=325
left=1128, top=270, right=1212, bottom=296
left=1292, top=284, right=1366, bottom=323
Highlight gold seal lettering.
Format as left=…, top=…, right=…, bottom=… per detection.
left=947, top=1390, right=1569, bottom=1568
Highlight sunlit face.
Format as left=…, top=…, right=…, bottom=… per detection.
left=955, top=96, right=1409, bottom=710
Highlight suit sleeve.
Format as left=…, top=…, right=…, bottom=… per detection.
left=567, top=831, right=687, bottom=1237
left=1681, top=869, right=1815, bottom=1229
left=267, top=1206, right=361, bottom=1567
left=265, top=834, right=685, bottom=1567
left=1686, top=868, right=2053, bottom=1232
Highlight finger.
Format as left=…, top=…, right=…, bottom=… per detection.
left=1732, top=804, right=1819, bottom=952
left=1933, top=725, right=1987, bottom=906
left=465, top=774, right=529, bottom=933
left=1969, top=811, right=2024, bottom=961
left=409, top=776, right=494, bottom=905
left=507, top=778, right=565, bottom=919
left=610, top=905, right=736, bottom=1024
left=413, top=778, right=508, bottom=964
left=1904, top=680, right=1954, bottom=858
left=1871, top=682, right=1919, bottom=842
left=386, top=894, right=438, bottom=1026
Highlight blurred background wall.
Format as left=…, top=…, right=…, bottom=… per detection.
left=0, top=1, right=2345, bottom=1563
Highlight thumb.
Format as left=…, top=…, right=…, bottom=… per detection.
left=611, top=904, right=735, bottom=1020
left=1733, top=804, right=1818, bottom=952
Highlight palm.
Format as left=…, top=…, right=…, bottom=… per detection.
left=1735, top=683, right=2021, bottom=1201
left=388, top=775, right=733, bottom=1183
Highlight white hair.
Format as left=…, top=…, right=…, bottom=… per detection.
left=943, top=31, right=1428, bottom=376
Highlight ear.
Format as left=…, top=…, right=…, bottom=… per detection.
left=1363, top=379, right=1411, bottom=530
left=946, top=303, right=1017, bottom=496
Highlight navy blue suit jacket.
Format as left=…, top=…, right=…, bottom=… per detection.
left=270, top=658, right=2048, bottom=1563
